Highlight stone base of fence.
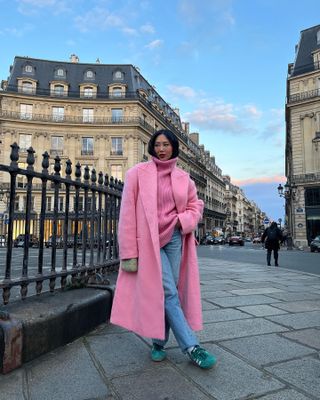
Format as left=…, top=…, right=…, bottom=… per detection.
left=0, top=287, right=113, bottom=374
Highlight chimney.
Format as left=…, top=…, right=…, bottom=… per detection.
left=70, top=54, right=79, bottom=63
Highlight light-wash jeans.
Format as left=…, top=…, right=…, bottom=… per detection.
left=152, top=229, right=199, bottom=352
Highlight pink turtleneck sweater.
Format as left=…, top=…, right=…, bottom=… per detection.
left=152, top=157, right=179, bottom=248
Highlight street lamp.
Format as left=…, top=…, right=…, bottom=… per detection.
left=277, top=182, right=297, bottom=250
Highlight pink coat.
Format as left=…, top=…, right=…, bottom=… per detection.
left=110, top=160, right=204, bottom=339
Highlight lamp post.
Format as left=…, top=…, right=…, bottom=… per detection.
left=277, top=182, right=297, bottom=250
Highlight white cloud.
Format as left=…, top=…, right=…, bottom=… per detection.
left=17, top=0, right=69, bottom=15
left=122, top=27, right=138, bottom=36
left=74, top=8, right=124, bottom=33
left=145, top=39, right=163, bottom=50
left=167, top=84, right=197, bottom=100
left=140, top=23, right=155, bottom=34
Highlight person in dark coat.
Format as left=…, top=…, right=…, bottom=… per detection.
left=261, top=221, right=283, bottom=266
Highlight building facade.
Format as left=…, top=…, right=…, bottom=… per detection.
left=0, top=55, right=227, bottom=239
left=286, top=25, right=320, bottom=246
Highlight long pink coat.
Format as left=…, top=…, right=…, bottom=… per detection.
left=110, top=160, right=204, bottom=339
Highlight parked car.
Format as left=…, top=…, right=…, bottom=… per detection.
left=229, top=236, right=244, bottom=246
left=252, top=236, right=262, bottom=244
left=213, top=236, right=225, bottom=245
left=200, top=235, right=214, bottom=245
left=310, top=235, right=320, bottom=252
left=45, top=235, right=64, bottom=248
left=14, top=234, right=39, bottom=248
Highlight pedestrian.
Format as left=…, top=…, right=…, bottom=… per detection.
left=110, top=129, right=216, bottom=369
left=261, top=221, right=283, bottom=266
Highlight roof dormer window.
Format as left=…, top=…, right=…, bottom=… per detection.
left=317, top=30, right=320, bottom=45
left=22, top=64, right=35, bottom=75
left=25, top=65, right=33, bottom=73
left=113, top=70, right=124, bottom=81
left=54, top=67, right=66, bottom=79
left=84, top=69, right=95, bottom=81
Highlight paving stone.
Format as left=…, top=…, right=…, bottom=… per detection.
left=229, top=288, right=284, bottom=296
left=27, top=339, right=109, bottom=400
left=86, top=332, right=151, bottom=377
left=257, top=389, right=312, bottom=399
left=202, top=308, right=252, bottom=323
left=167, top=344, right=284, bottom=400
left=221, top=333, right=315, bottom=366
left=270, top=300, right=320, bottom=312
left=198, top=318, right=288, bottom=342
left=265, top=292, right=320, bottom=301
left=266, top=357, right=320, bottom=398
left=208, top=294, right=281, bottom=307
left=111, top=364, right=211, bottom=400
left=267, top=310, right=320, bottom=329
left=0, top=369, right=24, bottom=399
left=236, top=305, right=288, bottom=317
left=282, top=328, right=320, bottom=349
left=202, top=300, right=220, bottom=310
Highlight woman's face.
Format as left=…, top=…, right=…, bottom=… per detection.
left=154, top=134, right=173, bottom=161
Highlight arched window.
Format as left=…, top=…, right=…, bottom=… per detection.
left=112, top=87, right=123, bottom=97
left=54, top=84, right=65, bottom=96
left=113, top=70, right=123, bottom=80
left=86, top=70, right=94, bottom=79
left=25, top=65, right=33, bottom=73
left=22, top=81, right=33, bottom=94
left=57, top=68, right=64, bottom=76
left=83, top=87, right=93, bottom=97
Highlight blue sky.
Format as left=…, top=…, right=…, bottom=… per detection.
left=1, top=0, right=319, bottom=221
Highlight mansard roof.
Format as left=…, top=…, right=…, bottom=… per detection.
left=291, top=24, right=320, bottom=77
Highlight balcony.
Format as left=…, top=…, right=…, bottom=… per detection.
left=81, top=150, right=94, bottom=156
left=288, top=88, right=320, bottom=104
left=50, top=149, right=64, bottom=157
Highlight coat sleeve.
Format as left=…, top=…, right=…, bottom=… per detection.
left=178, top=178, right=204, bottom=235
left=118, top=168, right=139, bottom=260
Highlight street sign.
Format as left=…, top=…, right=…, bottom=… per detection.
left=263, top=218, right=270, bottom=224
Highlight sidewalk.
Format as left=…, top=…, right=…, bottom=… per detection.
left=1, top=258, right=320, bottom=400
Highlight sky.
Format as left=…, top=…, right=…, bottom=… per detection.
left=0, top=0, right=319, bottom=222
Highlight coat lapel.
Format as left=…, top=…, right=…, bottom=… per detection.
left=138, top=162, right=159, bottom=238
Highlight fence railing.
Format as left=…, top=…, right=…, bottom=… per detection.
left=0, top=143, right=123, bottom=305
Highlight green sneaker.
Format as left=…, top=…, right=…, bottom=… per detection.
left=151, top=344, right=166, bottom=362
left=188, top=346, right=217, bottom=369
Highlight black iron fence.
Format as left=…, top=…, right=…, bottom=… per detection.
left=0, top=143, right=123, bottom=305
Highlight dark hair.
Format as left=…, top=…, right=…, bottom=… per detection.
left=147, top=129, right=179, bottom=159
left=270, top=221, right=278, bottom=229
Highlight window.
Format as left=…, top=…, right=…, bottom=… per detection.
left=113, top=70, right=123, bottom=80
left=14, top=196, right=20, bottom=211
left=57, top=68, right=64, bottom=76
left=317, top=30, right=320, bottom=45
left=53, top=85, right=65, bottom=96
left=58, top=196, right=64, bottom=212
left=23, top=196, right=35, bottom=211
left=111, top=137, right=123, bottom=155
left=111, top=108, right=123, bottom=123
left=111, top=87, right=123, bottom=98
left=24, top=65, right=33, bottom=73
left=83, top=87, right=93, bottom=98
left=51, top=136, right=64, bottom=156
left=19, top=134, right=32, bottom=151
left=111, top=165, right=123, bottom=181
left=85, top=70, right=94, bottom=79
left=20, top=104, right=33, bottom=120
left=52, top=106, right=64, bottom=121
left=22, top=82, right=33, bottom=94
left=83, top=108, right=94, bottom=123
left=46, top=196, right=52, bottom=212
left=81, top=137, right=94, bottom=155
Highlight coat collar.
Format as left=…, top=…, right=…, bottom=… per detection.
left=137, top=161, right=189, bottom=235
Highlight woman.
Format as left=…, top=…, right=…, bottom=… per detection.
left=110, top=129, right=216, bottom=369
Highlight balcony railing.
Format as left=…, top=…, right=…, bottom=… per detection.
left=288, top=88, right=320, bottom=104
left=293, top=173, right=320, bottom=184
